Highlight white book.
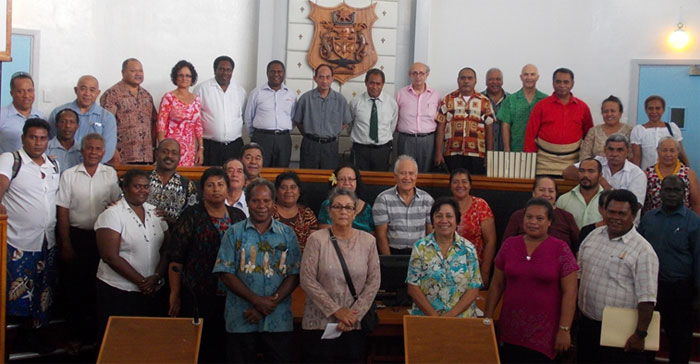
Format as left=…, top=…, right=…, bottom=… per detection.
left=529, top=153, right=537, bottom=179
left=487, top=151, right=494, bottom=177
left=513, top=152, right=521, bottom=179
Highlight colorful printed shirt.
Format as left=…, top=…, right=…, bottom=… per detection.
left=156, top=91, right=203, bottom=167
left=100, top=81, right=157, bottom=163
left=435, top=90, right=494, bottom=159
left=213, top=218, right=301, bottom=333
left=146, top=170, right=198, bottom=222
left=456, top=197, right=494, bottom=264
left=406, top=233, right=482, bottom=317
left=272, top=205, right=318, bottom=251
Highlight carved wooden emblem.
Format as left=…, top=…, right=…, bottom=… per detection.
left=307, top=1, right=378, bottom=84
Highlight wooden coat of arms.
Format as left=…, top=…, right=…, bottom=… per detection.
left=307, top=1, right=378, bottom=84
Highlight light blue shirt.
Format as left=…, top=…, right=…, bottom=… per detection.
left=0, top=103, right=44, bottom=154
left=48, top=101, right=117, bottom=163
left=213, top=218, right=301, bottom=333
left=244, top=83, right=296, bottom=136
left=46, top=137, right=81, bottom=173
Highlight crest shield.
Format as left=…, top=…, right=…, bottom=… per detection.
left=307, top=1, right=378, bottom=84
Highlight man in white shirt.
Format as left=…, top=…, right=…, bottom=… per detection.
left=349, top=68, right=398, bottom=171
left=194, top=55, right=247, bottom=166
left=56, top=133, right=120, bottom=347
left=245, top=60, right=296, bottom=167
left=0, top=118, right=60, bottom=340
left=224, top=158, right=249, bottom=216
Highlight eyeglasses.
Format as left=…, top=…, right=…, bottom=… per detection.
left=330, top=204, right=355, bottom=212
left=337, top=177, right=356, bottom=183
left=177, top=74, right=193, bottom=78
left=410, top=71, right=427, bottom=77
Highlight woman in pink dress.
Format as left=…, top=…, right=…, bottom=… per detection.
left=485, top=198, right=579, bottom=363
left=157, top=60, right=203, bottom=166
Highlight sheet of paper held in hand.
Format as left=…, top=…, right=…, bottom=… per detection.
left=321, top=323, right=342, bottom=339
left=600, top=306, right=660, bottom=351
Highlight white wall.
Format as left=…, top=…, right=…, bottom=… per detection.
left=12, top=0, right=258, bottom=114
left=425, top=0, right=700, bottom=125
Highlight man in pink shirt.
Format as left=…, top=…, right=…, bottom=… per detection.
left=395, top=62, right=441, bottom=173
left=524, top=68, right=593, bottom=176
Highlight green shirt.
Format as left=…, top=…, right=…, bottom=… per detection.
left=497, top=88, right=547, bottom=152
left=555, top=184, right=604, bottom=229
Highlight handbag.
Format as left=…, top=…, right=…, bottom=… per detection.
left=328, top=228, right=379, bottom=334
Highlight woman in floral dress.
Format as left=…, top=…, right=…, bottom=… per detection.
left=157, top=60, right=203, bottom=166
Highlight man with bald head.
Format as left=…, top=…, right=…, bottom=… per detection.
left=100, top=58, right=158, bottom=164
left=482, top=68, right=509, bottom=151
left=395, top=62, right=441, bottom=173
left=49, top=75, right=118, bottom=164
left=497, top=64, right=548, bottom=152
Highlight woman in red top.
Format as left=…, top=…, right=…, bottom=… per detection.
left=450, top=168, right=496, bottom=286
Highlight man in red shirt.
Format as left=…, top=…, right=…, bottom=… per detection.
left=524, top=68, right=593, bottom=176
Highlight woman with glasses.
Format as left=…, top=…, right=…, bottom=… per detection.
left=157, top=60, right=203, bottom=166
left=318, top=163, right=375, bottom=234
left=272, top=171, right=318, bottom=252
left=300, top=188, right=380, bottom=363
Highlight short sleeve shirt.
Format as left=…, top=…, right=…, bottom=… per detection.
left=435, top=90, right=494, bottom=159
left=630, top=123, right=683, bottom=171
left=293, top=88, right=351, bottom=138
left=56, top=163, right=121, bottom=230
left=372, top=187, right=434, bottom=250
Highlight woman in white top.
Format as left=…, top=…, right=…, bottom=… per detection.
left=95, top=169, right=169, bottom=337
left=631, top=95, right=689, bottom=170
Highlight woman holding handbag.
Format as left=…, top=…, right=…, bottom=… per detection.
left=300, top=188, right=381, bottom=363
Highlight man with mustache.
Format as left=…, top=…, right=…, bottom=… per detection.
left=556, top=157, right=604, bottom=228
left=100, top=58, right=158, bottom=164
left=146, top=139, right=198, bottom=225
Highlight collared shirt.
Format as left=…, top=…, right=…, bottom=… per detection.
left=0, top=103, right=44, bottom=154
left=575, top=156, right=647, bottom=207
left=46, top=137, right=81, bottom=173
left=349, top=91, right=398, bottom=145
left=194, top=78, right=246, bottom=143
left=395, top=84, right=441, bottom=134
left=293, top=88, right=351, bottom=138
left=0, top=149, right=60, bottom=251
left=146, top=170, right=198, bottom=221
left=406, top=232, right=482, bottom=317
left=95, top=199, right=167, bottom=292
left=435, top=90, right=494, bottom=159
left=56, top=163, right=121, bottom=230
left=48, top=101, right=118, bottom=162
left=555, top=184, right=604, bottom=228
left=578, top=226, right=658, bottom=321
left=100, top=81, right=157, bottom=163
left=639, top=206, right=700, bottom=286
left=482, top=89, right=510, bottom=151
left=497, top=88, right=548, bottom=152
left=524, top=93, right=593, bottom=153
left=372, top=186, right=434, bottom=249
left=244, top=83, right=296, bottom=135
left=630, top=123, right=683, bottom=171
left=225, top=190, right=249, bottom=217
left=213, top=218, right=301, bottom=333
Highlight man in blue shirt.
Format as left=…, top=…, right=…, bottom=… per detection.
left=48, top=75, right=117, bottom=164
left=46, top=108, right=81, bottom=172
left=0, top=72, right=44, bottom=154
left=639, top=175, right=700, bottom=364
left=214, top=178, right=301, bottom=363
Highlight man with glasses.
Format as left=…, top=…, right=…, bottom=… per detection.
left=0, top=72, right=44, bottom=154
left=194, top=55, right=246, bottom=166
left=373, top=155, right=434, bottom=255
left=395, top=62, right=441, bottom=173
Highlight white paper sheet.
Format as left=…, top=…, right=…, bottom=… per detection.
left=321, top=323, right=342, bottom=339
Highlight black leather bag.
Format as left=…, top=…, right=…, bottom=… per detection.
left=328, top=229, right=379, bottom=334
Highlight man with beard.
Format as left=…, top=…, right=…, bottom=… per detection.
left=638, top=176, right=700, bottom=364
left=146, top=139, right=198, bottom=225
left=245, top=60, right=295, bottom=168
left=47, top=108, right=82, bottom=173
left=556, top=157, right=604, bottom=228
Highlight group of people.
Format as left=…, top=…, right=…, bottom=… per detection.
left=0, top=56, right=697, bottom=364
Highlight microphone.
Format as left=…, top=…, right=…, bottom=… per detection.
left=172, top=265, right=201, bottom=326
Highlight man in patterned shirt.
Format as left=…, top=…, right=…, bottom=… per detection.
left=434, top=67, right=494, bottom=174
left=100, top=58, right=157, bottom=164
left=577, top=189, right=658, bottom=363
left=146, top=139, right=198, bottom=225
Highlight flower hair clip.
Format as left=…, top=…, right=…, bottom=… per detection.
left=329, top=172, right=338, bottom=186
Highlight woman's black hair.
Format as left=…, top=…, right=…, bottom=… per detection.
left=332, top=163, right=364, bottom=198
left=449, top=168, right=472, bottom=184
left=200, top=167, right=230, bottom=191
left=601, top=95, right=624, bottom=113
left=170, top=60, right=198, bottom=86
left=429, top=196, right=461, bottom=225
left=524, top=197, right=554, bottom=221
left=120, top=169, right=149, bottom=189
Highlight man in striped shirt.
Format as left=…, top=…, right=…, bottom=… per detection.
left=373, top=155, right=434, bottom=255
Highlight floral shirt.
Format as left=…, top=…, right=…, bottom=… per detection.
left=406, top=233, right=482, bottom=317
left=435, top=90, right=494, bottom=159
left=157, top=91, right=203, bottom=166
left=169, top=203, right=246, bottom=296
left=146, top=170, right=198, bottom=222
left=213, top=218, right=301, bottom=333
left=456, top=197, right=494, bottom=264
left=272, top=205, right=318, bottom=252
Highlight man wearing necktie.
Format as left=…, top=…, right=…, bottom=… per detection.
left=349, top=69, right=398, bottom=171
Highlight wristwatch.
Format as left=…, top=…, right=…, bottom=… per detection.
left=559, top=325, right=570, bottom=332
left=635, top=329, right=648, bottom=338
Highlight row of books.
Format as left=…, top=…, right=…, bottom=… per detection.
left=486, top=151, right=537, bottom=179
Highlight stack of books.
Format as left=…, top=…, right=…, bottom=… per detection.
left=486, top=151, right=537, bottom=179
